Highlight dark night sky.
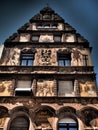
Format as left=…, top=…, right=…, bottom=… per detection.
left=0, top=0, right=98, bottom=84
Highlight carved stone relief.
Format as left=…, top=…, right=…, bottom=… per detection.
left=0, top=80, right=15, bottom=96
left=79, top=81, right=97, bottom=97
left=36, top=80, right=55, bottom=96
left=35, top=49, right=57, bottom=66
left=82, top=109, right=97, bottom=128
left=90, top=118, right=98, bottom=127
left=20, top=34, right=30, bottom=42
left=65, top=34, right=75, bottom=42
left=2, top=48, right=20, bottom=65
left=58, top=23, right=63, bottom=30
left=35, top=108, right=54, bottom=129
left=41, top=49, right=51, bottom=64
left=51, top=49, right=57, bottom=65
left=0, top=118, right=6, bottom=128
left=39, top=34, right=54, bottom=42
left=71, top=49, right=82, bottom=66
left=31, top=23, right=37, bottom=30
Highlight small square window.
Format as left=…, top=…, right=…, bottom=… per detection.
left=54, top=36, right=61, bottom=42
left=32, top=36, right=39, bottom=42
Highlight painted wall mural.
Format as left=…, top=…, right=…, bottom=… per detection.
left=2, top=48, right=20, bottom=65
left=0, top=80, right=14, bottom=96
left=36, top=80, right=55, bottom=96
left=90, top=118, right=98, bottom=127
left=35, top=49, right=57, bottom=66
left=0, top=118, right=6, bottom=128
left=79, top=81, right=97, bottom=97
left=39, top=34, right=54, bottom=42
left=35, top=108, right=53, bottom=129
left=71, top=49, right=82, bottom=66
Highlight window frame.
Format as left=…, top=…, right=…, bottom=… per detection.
left=58, top=118, right=78, bottom=130
left=15, top=80, right=32, bottom=96
left=31, top=35, right=39, bottom=42
left=83, top=55, right=88, bottom=66
left=54, top=35, right=61, bottom=42
left=58, top=53, right=71, bottom=66
left=20, top=53, right=34, bottom=66
left=58, top=80, right=74, bottom=97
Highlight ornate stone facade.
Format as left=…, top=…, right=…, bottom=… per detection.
left=0, top=6, right=98, bottom=130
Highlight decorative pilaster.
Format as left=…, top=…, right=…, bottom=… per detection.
left=32, top=79, right=37, bottom=96
left=74, top=79, right=80, bottom=96
left=54, top=79, right=57, bottom=96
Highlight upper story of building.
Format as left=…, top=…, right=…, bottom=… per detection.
left=0, top=7, right=93, bottom=68
left=0, top=6, right=97, bottom=98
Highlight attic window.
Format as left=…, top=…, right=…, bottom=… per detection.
left=44, top=24, right=50, bottom=28
left=37, top=24, right=42, bottom=28
left=32, top=36, right=39, bottom=42
left=52, top=24, right=58, bottom=28
left=54, top=36, right=61, bottom=42
left=15, top=80, right=32, bottom=96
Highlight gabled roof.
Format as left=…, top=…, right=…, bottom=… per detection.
left=4, top=6, right=89, bottom=44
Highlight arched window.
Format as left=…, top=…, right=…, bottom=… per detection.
left=58, top=117, right=78, bottom=130
left=37, top=24, right=42, bottom=28
left=44, top=24, right=50, bottom=28
left=9, top=116, right=29, bottom=130
left=52, top=24, right=57, bottom=28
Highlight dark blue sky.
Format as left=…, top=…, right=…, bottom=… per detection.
left=0, top=0, right=98, bottom=84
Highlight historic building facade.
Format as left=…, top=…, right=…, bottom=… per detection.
left=0, top=6, right=98, bottom=130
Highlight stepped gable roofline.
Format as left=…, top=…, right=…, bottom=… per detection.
left=4, top=33, right=19, bottom=43
left=30, top=6, right=64, bottom=22
left=76, top=33, right=89, bottom=42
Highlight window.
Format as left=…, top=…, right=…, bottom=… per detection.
left=54, top=36, right=61, bottom=42
left=58, top=53, right=71, bottom=66
left=58, top=118, right=78, bottom=130
left=37, top=24, right=42, bottom=28
left=44, top=24, right=50, bottom=28
left=83, top=55, right=88, bottom=66
left=10, top=116, right=29, bottom=130
left=32, top=36, right=39, bottom=42
left=52, top=24, right=57, bottom=28
left=20, top=53, right=34, bottom=66
left=58, top=81, right=74, bottom=97
left=15, top=80, right=32, bottom=96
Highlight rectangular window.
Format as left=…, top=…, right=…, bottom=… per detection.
left=15, top=80, right=32, bottom=96
left=83, top=55, right=88, bottom=66
left=58, top=54, right=71, bottom=66
left=20, top=54, right=34, bottom=66
left=58, top=81, right=74, bottom=97
left=32, top=36, right=39, bottom=42
left=54, top=36, right=61, bottom=42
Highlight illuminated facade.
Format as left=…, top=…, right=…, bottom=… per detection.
left=0, top=6, right=98, bottom=130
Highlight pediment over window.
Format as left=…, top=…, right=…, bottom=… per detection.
left=21, top=48, right=36, bottom=54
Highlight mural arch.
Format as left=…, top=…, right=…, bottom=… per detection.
left=33, top=105, right=55, bottom=130
left=80, top=107, right=98, bottom=128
